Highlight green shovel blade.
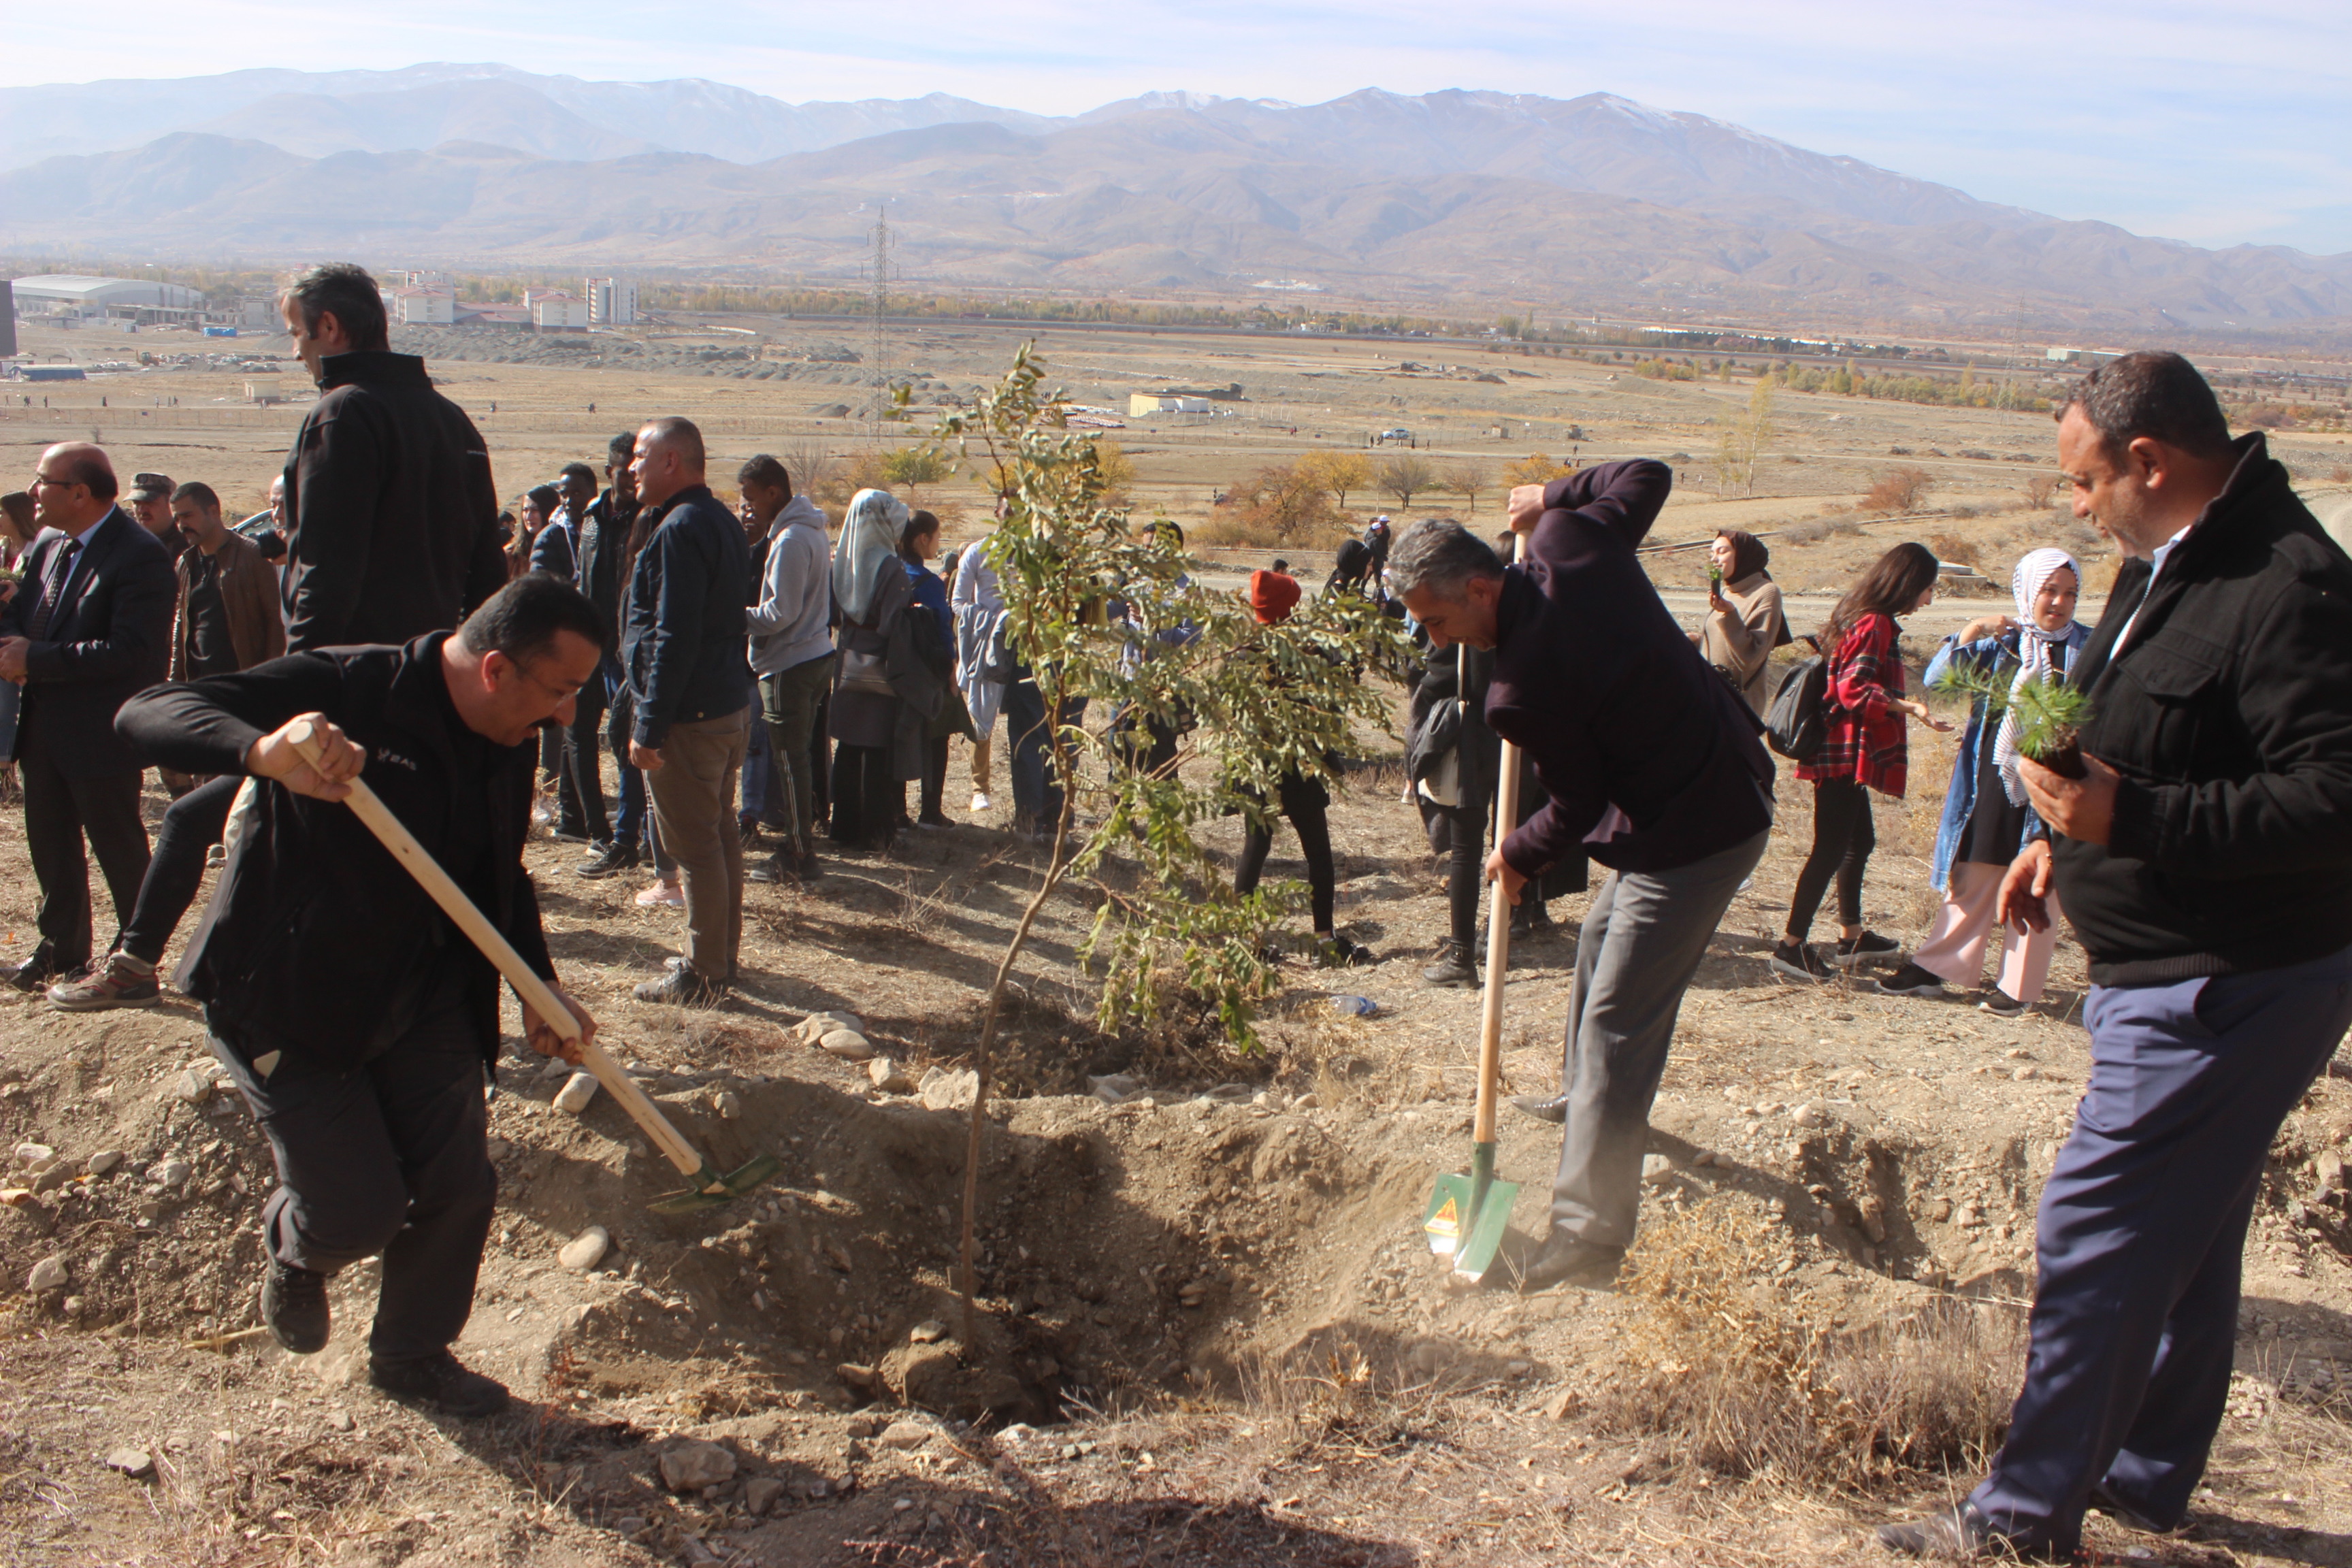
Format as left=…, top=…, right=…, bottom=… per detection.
left=647, top=1153, right=786, bottom=1215
left=1451, top=1175, right=1519, bottom=1284
left=1425, top=1143, right=1518, bottom=1282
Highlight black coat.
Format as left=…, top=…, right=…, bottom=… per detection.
left=3, top=508, right=176, bottom=776
left=2054, top=433, right=2352, bottom=983
left=528, top=519, right=577, bottom=583
left=116, top=635, right=550, bottom=1069
left=577, top=488, right=637, bottom=627
left=281, top=350, right=507, bottom=651
left=1484, top=463, right=1774, bottom=877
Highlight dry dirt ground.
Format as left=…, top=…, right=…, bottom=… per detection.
left=7, top=323, right=2352, bottom=1567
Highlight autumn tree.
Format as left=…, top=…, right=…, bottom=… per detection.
left=1501, top=453, right=1573, bottom=488
left=1377, top=453, right=1439, bottom=510
left=1445, top=464, right=1488, bottom=515
left=1297, top=449, right=1373, bottom=513
left=882, top=442, right=956, bottom=500
left=1212, top=462, right=1346, bottom=545
left=1714, top=378, right=1775, bottom=497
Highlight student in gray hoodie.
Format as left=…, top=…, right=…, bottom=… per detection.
left=738, top=455, right=834, bottom=884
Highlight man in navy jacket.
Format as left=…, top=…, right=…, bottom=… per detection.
left=1393, top=462, right=1774, bottom=1292
left=621, top=417, right=753, bottom=1002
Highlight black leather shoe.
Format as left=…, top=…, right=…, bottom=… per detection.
left=634, top=967, right=727, bottom=1005
left=6, top=946, right=61, bottom=994
left=261, top=1260, right=331, bottom=1354
left=1518, top=1229, right=1624, bottom=1293
left=2088, top=1482, right=2170, bottom=1535
left=1510, top=1092, right=1570, bottom=1125
left=369, top=1350, right=510, bottom=1417
left=1877, top=1501, right=2067, bottom=1560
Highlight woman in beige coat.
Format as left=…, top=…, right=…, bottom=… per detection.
left=1693, top=528, right=1786, bottom=713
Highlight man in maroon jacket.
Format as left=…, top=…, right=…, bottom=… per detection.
left=1394, top=461, right=1776, bottom=1292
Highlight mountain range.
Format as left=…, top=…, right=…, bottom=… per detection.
left=3, top=65, right=2347, bottom=334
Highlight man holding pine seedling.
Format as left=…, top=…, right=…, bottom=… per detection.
left=1883, top=351, right=2352, bottom=1560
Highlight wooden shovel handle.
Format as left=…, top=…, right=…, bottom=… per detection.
left=1475, top=535, right=1528, bottom=1147
left=281, top=718, right=711, bottom=1182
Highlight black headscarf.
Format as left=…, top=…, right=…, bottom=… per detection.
left=1718, top=529, right=1771, bottom=583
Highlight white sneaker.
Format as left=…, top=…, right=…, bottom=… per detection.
left=970, top=791, right=992, bottom=813
left=634, top=880, right=685, bottom=909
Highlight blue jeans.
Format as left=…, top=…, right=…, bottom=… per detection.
left=1972, top=943, right=2352, bottom=1552
left=738, top=712, right=774, bottom=828
left=1006, top=676, right=1085, bottom=830
left=604, top=664, right=646, bottom=850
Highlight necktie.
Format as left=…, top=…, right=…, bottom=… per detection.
left=25, top=540, right=80, bottom=642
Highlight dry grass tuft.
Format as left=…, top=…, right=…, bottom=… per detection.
left=1601, top=1200, right=2021, bottom=1490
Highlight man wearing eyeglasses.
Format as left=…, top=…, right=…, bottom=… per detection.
left=0, top=443, right=177, bottom=992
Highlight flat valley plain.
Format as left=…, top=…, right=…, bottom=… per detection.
left=5, top=317, right=2352, bottom=1567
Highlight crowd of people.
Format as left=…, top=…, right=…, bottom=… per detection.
left=7, top=269, right=2349, bottom=1559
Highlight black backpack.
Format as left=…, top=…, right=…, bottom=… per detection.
left=1765, top=654, right=1831, bottom=764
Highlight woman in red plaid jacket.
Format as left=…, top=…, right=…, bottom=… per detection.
left=1772, top=542, right=1953, bottom=981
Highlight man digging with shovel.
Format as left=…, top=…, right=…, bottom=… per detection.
left=116, top=574, right=606, bottom=1416
left=1392, top=466, right=1776, bottom=1292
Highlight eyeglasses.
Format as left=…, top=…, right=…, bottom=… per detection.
left=30, top=473, right=80, bottom=491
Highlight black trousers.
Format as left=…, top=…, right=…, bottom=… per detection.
left=555, top=700, right=610, bottom=844
left=210, top=1003, right=496, bottom=1362
left=808, top=689, right=832, bottom=829
left=122, top=772, right=240, bottom=964
left=910, top=734, right=949, bottom=821
left=1443, top=793, right=1488, bottom=947
left=20, top=720, right=150, bottom=969
left=829, top=743, right=898, bottom=849
left=1235, top=772, right=1337, bottom=932
left=1787, top=775, right=1874, bottom=938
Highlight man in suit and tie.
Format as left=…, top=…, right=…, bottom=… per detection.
left=0, top=443, right=177, bottom=990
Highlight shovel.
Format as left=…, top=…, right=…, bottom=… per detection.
left=285, top=719, right=782, bottom=1215
left=1422, top=541, right=1526, bottom=1285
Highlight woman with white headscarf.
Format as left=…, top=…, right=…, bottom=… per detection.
left=828, top=488, right=913, bottom=850
left=951, top=521, right=1007, bottom=813
left=1882, top=548, right=2092, bottom=1014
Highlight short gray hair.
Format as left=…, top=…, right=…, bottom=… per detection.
left=1388, top=519, right=1504, bottom=598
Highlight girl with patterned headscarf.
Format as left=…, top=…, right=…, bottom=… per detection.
left=1883, top=547, right=2091, bottom=1015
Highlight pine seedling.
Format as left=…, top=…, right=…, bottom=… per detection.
left=2007, top=673, right=2093, bottom=778
left=1928, top=662, right=2093, bottom=778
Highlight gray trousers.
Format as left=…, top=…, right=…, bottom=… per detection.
left=1551, top=828, right=1769, bottom=1245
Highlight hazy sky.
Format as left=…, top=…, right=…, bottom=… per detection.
left=12, top=0, right=2349, bottom=254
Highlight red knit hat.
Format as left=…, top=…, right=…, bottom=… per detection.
left=1249, top=568, right=1301, bottom=624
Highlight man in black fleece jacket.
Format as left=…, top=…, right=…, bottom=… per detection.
left=115, top=575, right=607, bottom=1417
left=1884, top=353, right=2352, bottom=1560
left=276, top=263, right=508, bottom=651
left=1393, top=462, right=1774, bottom=1294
